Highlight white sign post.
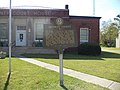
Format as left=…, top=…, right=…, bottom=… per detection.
left=56, top=18, right=64, bottom=86
left=9, top=0, right=12, bottom=74
left=59, top=50, right=64, bottom=86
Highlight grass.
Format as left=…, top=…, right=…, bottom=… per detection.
left=0, top=58, right=109, bottom=90
left=23, top=51, right=120, bottom=83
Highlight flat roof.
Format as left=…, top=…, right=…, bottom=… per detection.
left=70, top=15, right=101, bottom=19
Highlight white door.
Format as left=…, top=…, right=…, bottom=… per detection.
left=16, top=30, right=26, bottom=46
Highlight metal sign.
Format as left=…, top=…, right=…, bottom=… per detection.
left=44, top=18, right=77, bottom=50
left=43, top=18, right=77, bottom=86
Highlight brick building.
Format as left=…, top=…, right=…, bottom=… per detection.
left=0, top=5, right=101, bottom=54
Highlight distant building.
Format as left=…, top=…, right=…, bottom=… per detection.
left=0, top=5, right=101, bottom=54
left=115, top=14, right=120, bottom=48
left=116, top=31, right=120, bottom=48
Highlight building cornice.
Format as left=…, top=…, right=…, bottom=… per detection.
left=0, top=9, right=69, bottom=17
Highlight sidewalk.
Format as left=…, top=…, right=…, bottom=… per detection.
left=18, top=56, right=120, bottom=90
left=102, top=48, right=120, bottom=53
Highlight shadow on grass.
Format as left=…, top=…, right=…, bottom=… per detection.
left=4, top=73, right=11, bottom=90
left=22, top=53, right=103, bottom=60
left=101, top=51, right=120, bottom=58
left=60, top=85, right=68, bottom=90
left=21, top=51, right=120, bottom=60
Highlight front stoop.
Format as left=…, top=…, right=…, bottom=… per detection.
left=12, top=47, right=57, bottom=54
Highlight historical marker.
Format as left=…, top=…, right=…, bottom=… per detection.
left=44, top=18, right=77, bottom=86
left=44, top=18, right=77, bottom=50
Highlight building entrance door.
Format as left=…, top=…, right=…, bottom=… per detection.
left=16, top=30, right=26, bottom=46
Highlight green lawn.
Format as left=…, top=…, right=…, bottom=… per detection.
left=0, top=58, right=108, bottom=90
left=23, top=51, right=120, bottom=83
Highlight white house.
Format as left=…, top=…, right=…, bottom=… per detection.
left=116, top=31, right=120, bottom=48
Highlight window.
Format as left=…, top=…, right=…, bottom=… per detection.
left=0, top=23, right=8, bottom=47
left=34, top=23, right=44, bottom=47
left=80, top=28, right=89, bottom=43
left=34, top=18, right=50, bottom=47
left=0, top=23, right=8, bottom=41
left=35, top=23, right=43, bottom=40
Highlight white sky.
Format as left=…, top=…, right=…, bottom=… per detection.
left=0, top=0, right=120, bottom=21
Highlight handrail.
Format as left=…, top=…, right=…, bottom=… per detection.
left=11, top=41, right=15, bottom=49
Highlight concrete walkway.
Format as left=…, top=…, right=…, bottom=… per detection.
left=102, top=48, right=120, bottom=53
left=18, top=56, right=120, bottom=90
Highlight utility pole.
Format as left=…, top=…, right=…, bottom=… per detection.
left=93, top=0, right=95, bottom=16
left=9, top=0, right=12, bottom=74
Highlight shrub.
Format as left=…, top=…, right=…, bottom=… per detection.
left=64, top=47, right=78, bottom=54
left=32, top=41, right=43, bottom=47
left=78, top=43, right=101, bottom=56
left=0, top=51, right=7, bottom=59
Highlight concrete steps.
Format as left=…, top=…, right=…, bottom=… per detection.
left=12, top=47, right=57, bottom=54
left=0, top=47, right=8, bottom=52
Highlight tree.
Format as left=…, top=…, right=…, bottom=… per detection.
left=114, top=14, right=120, bottom=48
left=114, top=14, right=120, bottom=31
left=100, top=20, right=118, bottom=47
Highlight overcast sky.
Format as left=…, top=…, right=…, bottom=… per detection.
left=0, top=0, right=120, bottom=21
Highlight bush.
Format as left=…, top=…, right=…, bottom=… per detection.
left=64, top=47, right=78, bottom=54
left=32, top=41, right=43, bottom=47
left=0, top=51, right=7, bottom=59
left=78, top=43, right=101, bottom=56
